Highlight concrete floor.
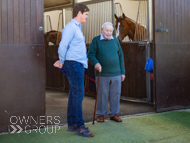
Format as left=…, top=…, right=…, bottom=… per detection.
left=46, top=90, right=154, bottom=125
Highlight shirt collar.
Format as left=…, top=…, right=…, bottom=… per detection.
left=100, top=33, right=114, bottom=40
left=71, top=19, right=82, bottom=31
left=71, top=19, right=80, bottom=25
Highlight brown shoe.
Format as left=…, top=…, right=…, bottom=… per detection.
left=110, top=115, right=122, bottom=122
left=97, top=116, right=104, bottom=122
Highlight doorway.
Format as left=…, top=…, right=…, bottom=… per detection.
left=44, top=0, right=154, bottom=125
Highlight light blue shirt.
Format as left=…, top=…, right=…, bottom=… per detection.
left=100, top=33, right=114, bottom=40
left=58, top=19, right=88, bottom=68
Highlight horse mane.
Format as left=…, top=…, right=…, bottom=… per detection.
left=44, top=30, right=58, bottom=38
left=45, top=30, right=57, bottom=34
left=125, top=17, right=146, bottom=41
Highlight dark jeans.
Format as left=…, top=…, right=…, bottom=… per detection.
left=64, top=61, right=85, bottom=128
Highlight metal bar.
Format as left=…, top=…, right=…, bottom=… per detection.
left=112, top=0, right=115, bottom=35
left=114, top=2, right=123, bottom=14
left=56, top=12, right=62, bottom=44
left=146, top=44, right=151, bottom=102
left=147, top=0, right=150, bottom=42
left=134, top=0, right=142, bottom=41
left=57, top=12, right=62, bottom=31
left=144, top=0, right=147, bottom=41
left=49, top=15, right=52, bottom=30
left=145, top=0, right=151, bottom=102
left=46, top=15, right=52, bottom=31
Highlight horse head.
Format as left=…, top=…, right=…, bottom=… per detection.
left=44, top=30, right=62, bottom=45
left=114, top=13, right=131, bottom=42
left=114, top=13, right=147, bottom=42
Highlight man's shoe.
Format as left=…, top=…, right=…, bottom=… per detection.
left=67, top=125, right=77, bottom=132
left=110, top=115, right=122, bottom=122
left=97, top=116, right=104, bottom=122
left=75, top=125, right=94, bottom=137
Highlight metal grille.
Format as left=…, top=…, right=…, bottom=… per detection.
left=134, top=0, right=148, bottom=41
left=114, top=2, right=123, bottom=17
left=114, top=0, right=153, bottom=42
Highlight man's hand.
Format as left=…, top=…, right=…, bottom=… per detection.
left=121, top=75, right=125, bottom=82
left=53, top=60, right=63, bottom=69
left=95, top=63, right=102, bottom=72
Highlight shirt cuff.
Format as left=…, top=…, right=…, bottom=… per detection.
left=59, top=59, right=65, bottom=65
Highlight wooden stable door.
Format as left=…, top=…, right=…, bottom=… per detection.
left=154, top=0, right=190, bottom=112
left=120, top=43, right=149, bottom=102
left=0, top=0, right=45, bottom=133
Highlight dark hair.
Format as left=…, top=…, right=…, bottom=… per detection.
left=73, top=3, right=89, bottom=18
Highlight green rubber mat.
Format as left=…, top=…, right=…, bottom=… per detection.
left=1, top=110, right=190, bottom=143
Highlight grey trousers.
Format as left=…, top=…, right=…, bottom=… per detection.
left=95, top=75, right=121, bottom=117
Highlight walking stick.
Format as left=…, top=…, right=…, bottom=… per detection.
left=92, top=72, right=101, bottom=124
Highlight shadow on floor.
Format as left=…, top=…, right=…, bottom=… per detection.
left=46, top=90, right=154, bottom=125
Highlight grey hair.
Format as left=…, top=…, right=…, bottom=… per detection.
left=101, top=22, right=114, bottom=30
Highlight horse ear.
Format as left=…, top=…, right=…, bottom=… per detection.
left=114, top=14, right=118, bottom=20
left=122, top=13, right=126, bottom=18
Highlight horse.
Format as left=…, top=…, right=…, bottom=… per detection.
left=44, top=30, right=62, bottom=46
left=114, top=13, right=147, bottom=42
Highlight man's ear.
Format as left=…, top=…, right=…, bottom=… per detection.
left=78, top=11, right=82, bottom=15
left=101, top=28, right=103, bottom=32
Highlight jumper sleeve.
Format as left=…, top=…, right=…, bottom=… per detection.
left=87, top=38, right=99, bottom=66
left=117, top=39, right=125, bottom=75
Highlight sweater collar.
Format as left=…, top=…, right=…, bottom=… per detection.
left=100, top=33, right=114, bottom=40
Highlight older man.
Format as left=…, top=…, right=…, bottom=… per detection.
left=88, top=22, right=125, bottom=122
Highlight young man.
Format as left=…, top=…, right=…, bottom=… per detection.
left=88, top=22, right=125, bottom=123
left=53, top=3, right=94, bottom=137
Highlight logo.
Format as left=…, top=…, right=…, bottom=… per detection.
left=9, top=116, right=61, bottom=134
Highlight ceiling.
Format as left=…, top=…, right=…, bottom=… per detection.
left=43, top=0, right=114, bottom=12
left=44, top=0, right=143, bottom=10
left=44, top=0, right=72, bottom=11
